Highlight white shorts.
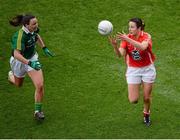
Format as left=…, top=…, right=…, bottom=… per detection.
left=126, top=64, right=156, bottom=84
left=10, top=53, right=39, bottom=78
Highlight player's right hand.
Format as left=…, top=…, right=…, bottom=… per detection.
left=28, top=61, right=42, bottom=70
left=108, top=35, right=118, bottom=47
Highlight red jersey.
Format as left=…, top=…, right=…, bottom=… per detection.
left=120, top=31, right=155, bottom=67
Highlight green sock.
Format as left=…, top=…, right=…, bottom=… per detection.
left=35, top=102, right=42, bottom=112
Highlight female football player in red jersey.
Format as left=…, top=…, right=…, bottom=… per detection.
left=109, top=18, right=156, bottom=126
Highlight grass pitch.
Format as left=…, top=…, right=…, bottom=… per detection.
left=0, top=0, right=180, bottom=138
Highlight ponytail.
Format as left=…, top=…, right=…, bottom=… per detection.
left=9, top=14, right=35, bottom=27
left=141, top=20, right=145, bottom=31
left=9, top=15, right=23, bottom=26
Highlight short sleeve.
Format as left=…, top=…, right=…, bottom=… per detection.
left=143, top=33, right=152, bottom=48
left=120, top=40, right=127, bottom=49
left=11, top=29, right=25, bottom=51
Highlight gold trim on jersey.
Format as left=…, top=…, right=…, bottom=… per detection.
left=17, top=29, right=23, bottom=50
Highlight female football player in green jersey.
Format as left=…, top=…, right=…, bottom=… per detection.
left=8, top=14, right=54, bottom=120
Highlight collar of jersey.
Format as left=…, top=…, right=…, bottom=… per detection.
left=22, top=26, right=34, bottom=35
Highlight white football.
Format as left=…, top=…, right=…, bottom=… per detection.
left=98, top=20, right=113, bottom=35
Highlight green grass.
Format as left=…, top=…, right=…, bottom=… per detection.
left=0, top=0, right=180, bottom=138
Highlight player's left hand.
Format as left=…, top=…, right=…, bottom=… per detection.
left=42, top=47, right=55, bottom=57
left=116, top=32, right=128, bottom=41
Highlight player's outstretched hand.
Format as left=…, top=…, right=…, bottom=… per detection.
left=116, top=31, right=128, bottom=41
left=28, top=60, right=42, bottom=70
left=108, top=35, right=118, bottom=47
left=43, top=47, right=55, bottom=57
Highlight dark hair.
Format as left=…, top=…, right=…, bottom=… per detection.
left=9, top=14, right=35, bottom=27
left=129, top=18, right=145, bottom=31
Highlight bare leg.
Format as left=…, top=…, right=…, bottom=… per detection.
left=27, top=69, right=44, bottom=103
left=142, top=82, right=153, bottom=113
left=128, top=84, right=140, bottom=104
left=8, top=71, right=24, bottom=87
left=142, top=82, right=153, bottom=126
left=28, top=69, right=45, bottom=120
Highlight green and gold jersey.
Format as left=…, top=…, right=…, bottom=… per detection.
left=11, top=28, right=39, bottom=59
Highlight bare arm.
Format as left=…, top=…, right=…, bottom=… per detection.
left=109, top=36, right=126, bottom=57
left=13, top=50, right=42, bottom=70
left=13, top=49, right=29, bottom=64
left=36, top=34, right=45, bottom=48
left=119, top=47, right=126, bottom=56
left=117, top=33, right=151, bottom=51
left=36, top=34, right=54, bottom=57
left=113, top=43, right=121, bottom=58
left=122, top=37, right=148, bottom=50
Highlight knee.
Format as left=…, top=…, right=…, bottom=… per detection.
left=129, top=98, right=138, bottom=104
left=35, top=83, right=44, bottom=92
left=15, top=83, right=23, bottom=87
left=129, top=100, right=138, bottom=104
left=144, top=96, right=151, bottom=103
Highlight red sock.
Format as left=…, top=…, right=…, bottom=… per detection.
left=143, top=111, right=150, bottom=117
